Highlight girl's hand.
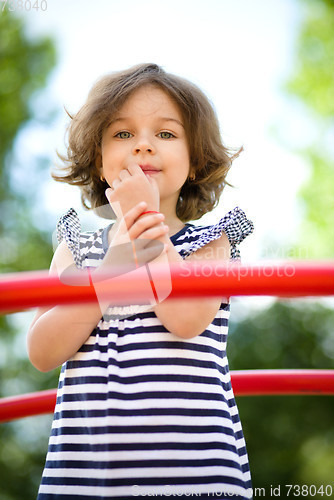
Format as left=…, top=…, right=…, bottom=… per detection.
left=58, top=202, right=168, bottom=297
left=109, top=201, right=168, bottom=246
left=100, top=201, right=169, bottom=270
left=105, top=164, right=160, bottom=220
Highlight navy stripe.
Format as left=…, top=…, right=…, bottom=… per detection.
left=57, top=390, right=231, bottom=404
left=51, top=424, right=236, bottom=437
left=65, top=357, right=229, bottom=374
left=79, top=340, right=224, bottom=357
left=45, top=458, right=242, bottom=470
left=48, top=441, right=240, bottom=453
left=88, top=325, right=228, bottom=341
left=54, top=407, right=238, bottom=421
left=61, top=373, right=229, bottom=388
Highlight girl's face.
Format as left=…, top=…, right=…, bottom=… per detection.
left=100, top=85, right=190, bottom=213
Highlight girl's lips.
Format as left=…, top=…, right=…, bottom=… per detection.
left=140, top=165, right=161, bottom=174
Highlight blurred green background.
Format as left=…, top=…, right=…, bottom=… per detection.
left=0, top=1, right=334, bottom=499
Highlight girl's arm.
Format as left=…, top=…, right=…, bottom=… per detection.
left=27, top=203, right=167, bottom=372
left=152, top=232, right=231, bottom=339
left=26, top=240, right=105, bottom=372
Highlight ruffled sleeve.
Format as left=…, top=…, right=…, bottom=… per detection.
left=56, top=208, right=83, bottom=268
left=183, top=207, right=254, bottom=260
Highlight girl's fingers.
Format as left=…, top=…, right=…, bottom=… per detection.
left=135, top=224, right=169, bottom=241
left=122, top=202, right=148, bottom=231
left=129, top=223, right=169, bottom=240
left=112, top=178, right=121, bottom=189
left=106, top=197, right=166, bottom=243
left=105, top=187, right=113, bottom=201
left=119, top=169, right=131, bottom=181
left=127, top=163, right=141, bottom=176
left=133, top=239, right=164, bottom=265
left=127, top=213, right=165, bottom=239
left=96, top=239, right=164, bottom=279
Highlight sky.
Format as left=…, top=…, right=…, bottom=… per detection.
left=18, top=0, right=307, bottom=263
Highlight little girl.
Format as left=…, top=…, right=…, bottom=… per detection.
left=28, top=63, right=254, bottom=499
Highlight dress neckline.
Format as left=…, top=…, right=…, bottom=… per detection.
left=101, top=223, right=193, bottom=253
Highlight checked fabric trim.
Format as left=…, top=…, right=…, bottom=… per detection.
left=56, top=208, right=83, bottom=269
left=183, top=206, right=254, bottom=261
left=56, top=206, right=254, bottom=268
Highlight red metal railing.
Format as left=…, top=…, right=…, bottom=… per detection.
left=0, top=261, right=333, bottom=423
left=1, top=261, right=334, bottom=313
left=0, top=370, right=333, bottom=424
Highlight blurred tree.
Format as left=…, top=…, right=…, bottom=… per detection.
left=228, top=0, right=334, bottom=497
left=228, top=301, right=334, bottom=497
left=0, top=9, right=59, bottom=500
left=0, top=9, right=57, bottom=273
left=285, top=0, right=334, bottom=257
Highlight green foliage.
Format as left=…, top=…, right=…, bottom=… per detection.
left=229, top=300, right=334, bottom=498
left=296, top=150, right=334, bottom=257
left=0, top=10, right=59, bottom=500
left=284, top=0, right=334, bottom=258
left=286, top=0, right=334, bottom=117
left=0, top=9, right=56, bottom=274
left=0, top=10, right=55, bottom=163
left=233, top=2, right=334, bottom=494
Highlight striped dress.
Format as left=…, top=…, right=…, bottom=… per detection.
left=37, top=206, right=254, bottom=500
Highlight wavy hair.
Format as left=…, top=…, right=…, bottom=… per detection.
left=53, top=63, right=242, bottom=221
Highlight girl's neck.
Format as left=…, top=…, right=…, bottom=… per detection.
left=160, top=202, right=186, bottom=238
left=166, top=219, right=186, bottom=238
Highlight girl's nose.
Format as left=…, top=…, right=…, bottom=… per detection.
left=133, top=136, right=155, bottom=154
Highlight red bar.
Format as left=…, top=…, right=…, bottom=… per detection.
left=0, top=370, right=333, bottom=423
left=0, top=261, right=334, bottom=313
left=231, top=369, right=334, bottom=396
left=0, top=389, right=57, bottom=423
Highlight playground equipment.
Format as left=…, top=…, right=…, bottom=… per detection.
left=0, top=260, right=333, bottom=423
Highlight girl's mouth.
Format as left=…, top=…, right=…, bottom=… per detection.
left=140, top=165, right=161, bottom=175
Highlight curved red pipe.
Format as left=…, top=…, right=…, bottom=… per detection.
left=0, top=370, right=333, bottom=423
left=1, top=262, right=333, bottom=423
left=1, top=261, right=334, bottom=313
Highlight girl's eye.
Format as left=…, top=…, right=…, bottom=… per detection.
left=159, top=131, right=175, bottom=139
left=115, top=131, right=132, bottom=139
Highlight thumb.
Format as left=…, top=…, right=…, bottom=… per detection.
left=105, top=189, right=123, bottom=219
left=105, top=188, right=113, bottom=203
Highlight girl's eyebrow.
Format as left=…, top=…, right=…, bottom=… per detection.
left=108, top=117, right=127, bottom=125
left=109, top=116, right=184, bottom=128
left=160, top=117, right=185, bottom=129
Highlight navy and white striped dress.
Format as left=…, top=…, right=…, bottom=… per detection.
left=38, top=207, right=254, bottom=500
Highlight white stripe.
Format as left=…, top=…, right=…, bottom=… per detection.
left=51, top=414, right=234, bottom=430
left=84, top=330, right=228, bottom=351
left=45, top=447, right=242, bottom=464
left=48, top=431, right=239, bottom=446
left=57, top=380, right=232, bottom=396
left=62, top=364, right=233, bottom=386
left=42, top=465, right=246, bottom=481
left=97, top=312, right=230, bottom=331
left=54, top=394, right=236, bottom=412
left=68, top=347, right=229, bottom=365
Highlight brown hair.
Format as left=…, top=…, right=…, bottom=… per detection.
left=53, top=63, right=242, bottom=221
